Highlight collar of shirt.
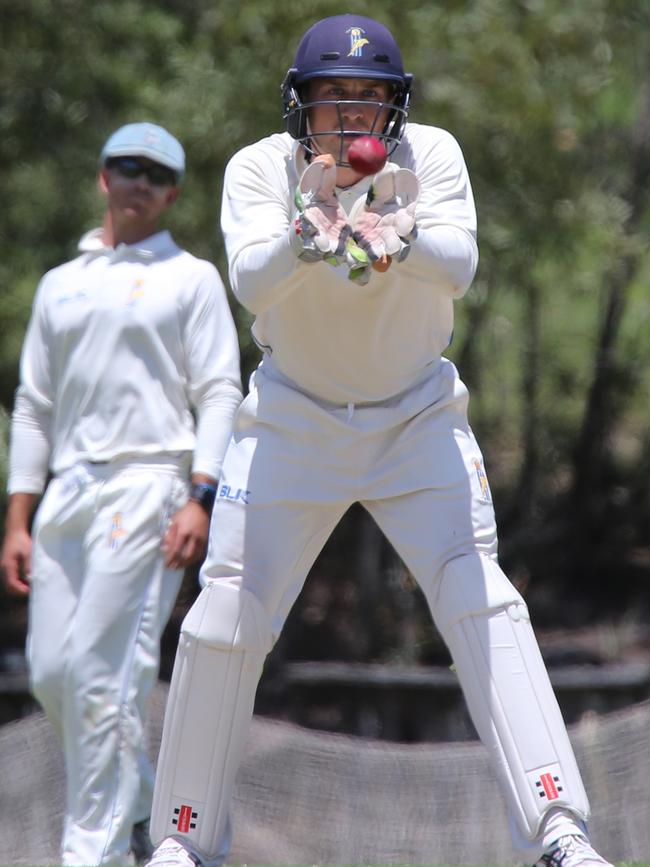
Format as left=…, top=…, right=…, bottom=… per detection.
left=77, top=228, right=178, bottom=261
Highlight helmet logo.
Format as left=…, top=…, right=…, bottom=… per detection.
left=346, top=26, right=370, bottom=57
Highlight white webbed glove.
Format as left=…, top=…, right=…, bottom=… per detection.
left=292, top=155, right=351, bottom=265
left=345, top=165, right=421, bottom=284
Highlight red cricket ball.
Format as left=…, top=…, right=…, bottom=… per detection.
left=347, top=136, right=387, bottom=176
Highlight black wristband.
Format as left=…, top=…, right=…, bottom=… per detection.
left=189, top=482, right=217, bottom=515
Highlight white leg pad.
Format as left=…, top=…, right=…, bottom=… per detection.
left=431, top=553, right=590, bottom=839
left=151, top=581, right=272, bottom=861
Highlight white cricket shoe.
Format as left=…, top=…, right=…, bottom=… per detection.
left=145, top=837, right=201, bottom=867
left=537, top=834, right=614, bottom=867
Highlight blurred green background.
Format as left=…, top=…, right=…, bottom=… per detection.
left=1, top=0, right=649, bottom=682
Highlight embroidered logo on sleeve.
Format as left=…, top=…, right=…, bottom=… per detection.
left=56, top=289, right=89, bottom=305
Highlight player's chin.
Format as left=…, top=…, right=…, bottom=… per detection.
left=121, top=204, right=148, bottom=219
left=125, top=204, right=161, bottom=224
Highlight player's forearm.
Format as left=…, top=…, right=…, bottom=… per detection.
left=406, top=224, right=479, bottom=298
left=191, top=381, right=243, bottom=480
left=222, top=151, right=312, bottom=315
left=4, top=492, right=39, bottom=534
left=228, top=231, right=305, bottom=315
left=8, top=393, right=52, bottom=495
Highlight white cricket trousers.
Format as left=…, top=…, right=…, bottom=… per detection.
left=196, top=357, right=585, bottom=865
left=28, top=457, right=189, bottom=867
left=205, top=357, right=499, bottom=635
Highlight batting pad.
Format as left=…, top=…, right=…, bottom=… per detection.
left=432, top=553, right=590, bottom=839
left=150, top=581, right=272, bottom=862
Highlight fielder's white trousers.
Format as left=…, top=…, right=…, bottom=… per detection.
left=197, top=358, right=585, bottom=865
left=28, top=457, right=189, bottom=867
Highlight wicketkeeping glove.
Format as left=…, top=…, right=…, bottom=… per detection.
left=293, top=155, right=351, bottom=265
left=346, top=166, right=421, bottom=283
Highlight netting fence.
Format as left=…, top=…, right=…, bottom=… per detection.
left=1, top=683, right=649, bottom=865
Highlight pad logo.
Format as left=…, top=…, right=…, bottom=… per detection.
left=347, top=26, right=369, bottom=57
left=173, top=804, right=198, bottom=833
left=536, top=772, right=563, bottom=800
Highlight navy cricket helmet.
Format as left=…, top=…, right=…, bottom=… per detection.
left=282, top=14, right=413, bottom=162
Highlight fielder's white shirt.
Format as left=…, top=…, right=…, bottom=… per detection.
left=221, top=123, right=478, bottom=404
left=9, top=229, right=242, bottom=493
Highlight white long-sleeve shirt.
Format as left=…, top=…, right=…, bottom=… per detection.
left=221, top=122, right=478, bottom=405
left=9, top=229, right=242, bottom=494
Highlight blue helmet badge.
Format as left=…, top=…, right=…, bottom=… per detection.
left=347, top=26, right=370, bottom=57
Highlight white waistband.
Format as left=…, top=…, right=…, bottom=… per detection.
left=69, top=453, right=191, bottom=478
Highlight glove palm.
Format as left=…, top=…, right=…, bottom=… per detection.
left=294, top=156, right=351, bottom=264
left=346, top=167, right=420, bottom=282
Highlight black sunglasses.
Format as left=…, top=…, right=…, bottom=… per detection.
left=105, top=156, right=178, bottom=187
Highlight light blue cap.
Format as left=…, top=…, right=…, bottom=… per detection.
left=100, top=122, right=185, bottom=177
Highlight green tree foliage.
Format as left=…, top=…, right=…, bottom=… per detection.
left=1, top=0, right=649, bottom=653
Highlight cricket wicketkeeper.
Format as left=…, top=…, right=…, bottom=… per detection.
left=146, top=16, right=612, bottom=867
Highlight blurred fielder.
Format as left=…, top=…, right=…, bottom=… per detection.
left=146, top=16, right=612, bottom=867
left=1, top=123, right=242, bottom=866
